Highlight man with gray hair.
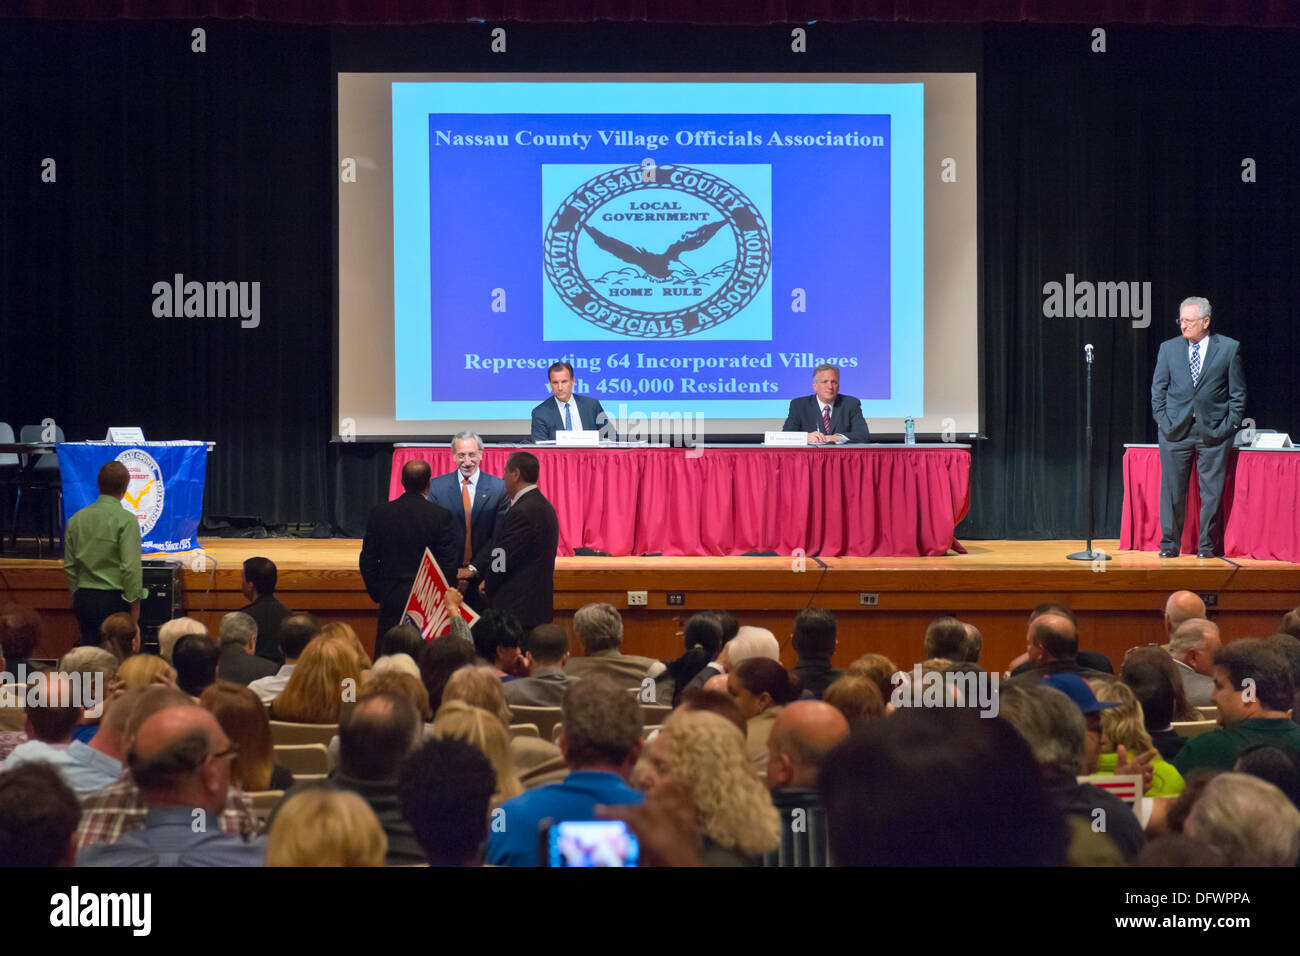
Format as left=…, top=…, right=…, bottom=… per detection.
left=428, top=432, right=508, bottom=610
left=1150, top=295, right=1246, bottom=558
left=215, top=611, right=277, bottom=686
left=1168, top=617, right=1221, bottom=706
left=158, top=616, right=207, bottom=663
left=781, top=363, right=871, bottom=444
left=999, top=682, right=1146, bottom=861
left=1184, top=772, right=1300, bottom=866
left=488, top=674, right=643, bottom=866
left=564, top=602, right=659, bottom=692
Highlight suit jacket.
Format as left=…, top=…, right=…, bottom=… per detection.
left=427, top=469, right=508, bottom=563
left=564, top=649, right=659, bottom=693
left=782, top=394, right=871, bottom=443
left=239, top=594, right=292, bottom=665
left=530, top=393, right=617, bottom=441
left=472, top=487, right=559, bottom=631
left=503, top=669, right=581, bottom=707
left=359, top=492, right=460, bottom=605
left=216, top=643, right=278, bottom=686
left=1151, top=333, right=1246, bottom=445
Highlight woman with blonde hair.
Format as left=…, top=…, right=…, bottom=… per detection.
left=1092, top=679, right=1184, bottom=797
left=270, top=633, right=365, bottom=724
left=441, top=666, right=565, bottom=787
left=430, top=699, right=523, bottom=801
left=117, top=653, right=175, bottom=690
left=440, top=665, right=513, bottom=726
left=266, top=788, right=387, bottom=867
left=200, top=680, right=294, bottom=791
left=640, top=709, right=780, bottom=865
left=321, top=621, right=372, bottom=673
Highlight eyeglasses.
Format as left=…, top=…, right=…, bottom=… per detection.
left=1178, top=317, right=1207, bottom=326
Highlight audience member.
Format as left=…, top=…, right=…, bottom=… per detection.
left=1164, top=589, right=1207, bottom=640
left=1136, top=834, right=1226, bottom=867
left=847, top=653, right=898, bottom=706
left=923, top=615, right=968, bottom=662
left=790, top=608, right=843, bottom=699
left=418, top=633, right=477, bottom=714
left=1122, top=644, right=1201, bottom=722
left=200, top=681, right=293, bottom=791
left=0, top=762, right=80, bottom=866
left=0, top=605, right=42, bottom=678
left=963, top=621, right=983, bottom=663
left=215, top=611, right=277, bottom=686
left=1121, top=660, right=1187, bottom=760
left=173, top=633, right=220, bottom=699
left=364, top=667, right=431, bottom=721
left=677, top=610, right=739, bottom=695
left=488, top=675, right=643, bottom=866
left=822, top=674, right=886, bottom=727
left=1091, top=679, right=1184, bottom=796
left=1005, top=613, right=1110, bottom=684
left=269, top=631, right=363, bottom=724
left=5, top=676, right=132, bottom=794
left=999, top=681, right=1146, bottom=861
left=1281, top=606, right=1300, bottom=641
left=647, top=613, right=725, bottom=705
left=471, top=609, right=526, bottom=678
left=1168, top=618, right=1221, bottom=706
left=1266, top=633, right=1300, bottom=717
left=321, top=621, right=372, bottom=674
left=1174, top=639, right=1300, bottom=775
left=266, top=787, right=387, bottom=867
left=676, top=688, right=747, bottom=735
left=725, top=626, right=780, bottom=667
left=564, top=603, right=658, bottom=691
left=157, top=616, right=206, bottom=663
left=764, top=701, right=849, bottom=867
left=399, top=737, right=497, bottom=866
left=333, top=691, right=425, bottom=865
left=430, top=699, right=522, bottom=801
left=248, top=613, right=319, bottom=704
left=377, top=623, right=424, bottom=662
left=3, top=671, right=80, bottom=769
left=1183, top=772, right=1300, bottom=866
left=77, top=705, right=266, bottom=865
left=58, top=646, right=118, bottom=743
left=239, top=556, right=292, bottom=664
left=442, top=666, right=565, bottom=787
left=503, top=624, right=578, bottom=706
left=640, top=709, right=779, bottom=865
left=821, top=707, right=1070, bottom=866
left=1234, top=744, right=1300, bottom=809
left=728, top=658, right=802, bottom=771
left=118, top=652, right=175, bottom=691
left=98, top=611, right=140, bottom=662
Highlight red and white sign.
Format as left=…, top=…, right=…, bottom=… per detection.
left=401, top=548, right=479, bottom=640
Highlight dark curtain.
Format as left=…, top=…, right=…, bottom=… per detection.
left=1, top=20, right=1296, bottom=539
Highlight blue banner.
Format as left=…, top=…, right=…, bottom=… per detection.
left=57, top=442, right=207, bottom=554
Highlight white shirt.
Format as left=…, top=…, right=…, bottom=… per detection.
left=554, top=397, right=579, bottom=431
left=511, top=484, right=538, bottom=506
left=249, top=664, right=295, bottom=703
left=457, top=468, right=480, bottom=510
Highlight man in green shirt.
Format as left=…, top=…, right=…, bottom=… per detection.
left=63, top=462, right=145, bottom=646
left=1173, top=638, right=1300, bottom=776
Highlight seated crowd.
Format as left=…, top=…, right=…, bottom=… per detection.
left=2, top=577, right=1300, bottom=867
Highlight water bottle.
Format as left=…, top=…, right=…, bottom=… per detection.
left=904, top=417, right=916, bottom=445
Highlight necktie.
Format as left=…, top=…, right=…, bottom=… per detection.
left=821, top=404, right=831, bottom=434
left=1189, top=343, right=1201, bottom=386
left=461, top=477, right=473, bottom=565
left=564, top=403, right=573, bottom=430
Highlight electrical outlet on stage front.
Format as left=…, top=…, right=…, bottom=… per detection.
left=627, top=591, right=649, bottom=606
left=666, top=592, right=685, bottom=606
left=859, top=593, right=879, bottom=606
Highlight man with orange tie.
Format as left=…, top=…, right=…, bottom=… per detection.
left=429, top=432, right=508, bottom=610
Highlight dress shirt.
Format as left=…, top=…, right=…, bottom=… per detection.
left=77, top=806, right=266, bottom=867
left=63, top=495, right=145, bottom=601
left=459, top=467, right=481, bottom=502
left=554, top=397, right=577, bottom=431
left=2, top=738, right=121, bottom=794
left=248, top=664, right=295, bottom=703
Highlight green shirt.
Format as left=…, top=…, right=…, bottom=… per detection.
left=63, top=494, right=145, bottom=602
left=1172, top=717, right=1300, bottom=776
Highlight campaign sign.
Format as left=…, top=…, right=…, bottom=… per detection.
left=58, top=442, right=207, bottom=554
left=402, top=548, right=480, bottom=640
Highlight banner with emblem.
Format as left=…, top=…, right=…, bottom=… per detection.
left=401, top=548, right=479, bottom=640
left=57, top=442, right=208, bottom=554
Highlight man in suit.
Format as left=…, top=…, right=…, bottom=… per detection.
left=428, top=432, right=508, bottom=610
left=458, top=451, right=559, bottom=631
left=214, top=611, right=277, bottom=686
left=1151, top=296, right=1246, bottom=557
left=504, top=624, right=580, bottom=707
left=781, top=364, right=871, bottom=443
left=237, top=557, right=291, bottom=664
left=530, top=361, right=616, bottom=441
left=359, top=459, right=460, bottom=640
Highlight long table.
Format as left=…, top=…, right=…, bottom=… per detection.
left=1119, top=444, right=1300, bottom=562
left=389, top=444, right=971, bottom=558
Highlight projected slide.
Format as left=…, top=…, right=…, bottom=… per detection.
left=391, top=81, right=924, bottom=422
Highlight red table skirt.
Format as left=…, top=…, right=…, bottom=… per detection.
left=1119, top=446, right=1300, bottom=562
left=389, top=446, right=971, bottom=558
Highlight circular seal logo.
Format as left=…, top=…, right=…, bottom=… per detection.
left=544, top=164, right=771, bottom=338
left=115, top=449, right=165, bottom=536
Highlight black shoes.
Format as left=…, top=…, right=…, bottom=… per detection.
left=1159, top=548, right=1178, bottom=558
left=1198, top=550, right=1217, bottom=559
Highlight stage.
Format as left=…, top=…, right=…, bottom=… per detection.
left=3, top=538, right=1296, bottom=673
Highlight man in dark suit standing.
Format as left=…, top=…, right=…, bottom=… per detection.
left=782, top=364, right=871, bottom=444
left=530, top=361, right=617, bottom=441
left=1151, top=296, right=1246, bottom=558
left=427, top=432, right=508, bottom=610
left=360, top=459, right=460, bottom=639
left=458, top=451, right=559, bottom=632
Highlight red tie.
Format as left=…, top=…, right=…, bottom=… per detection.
left=821, top=405, right=831, bottom=434
left=461, top=477, right=473, bottom=565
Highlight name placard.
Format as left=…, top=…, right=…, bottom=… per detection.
left=556, top=429, right=601, bottom=447
left=764, top=431, right=808, bottom=447
left=105, top=427, right=147, bottom=444
left=1252, top=433, right=1293, bottom=449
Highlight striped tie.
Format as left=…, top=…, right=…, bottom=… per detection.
left=821, top=405, right=831, bottom=434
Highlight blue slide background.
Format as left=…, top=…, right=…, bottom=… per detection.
left=393, top=81, right=923, bottom=421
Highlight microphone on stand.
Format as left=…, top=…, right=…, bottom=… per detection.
left=1068, top=343, right=1109, bottom=562
left=1084, top=343, right=1094, bottom=364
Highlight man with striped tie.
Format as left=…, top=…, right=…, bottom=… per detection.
left=781, top=363, right=871, bottom=444
left=1150, top=296, right=1246, bottom=558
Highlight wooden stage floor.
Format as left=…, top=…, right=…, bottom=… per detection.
left=4, top=538, right=1298, bottom=675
